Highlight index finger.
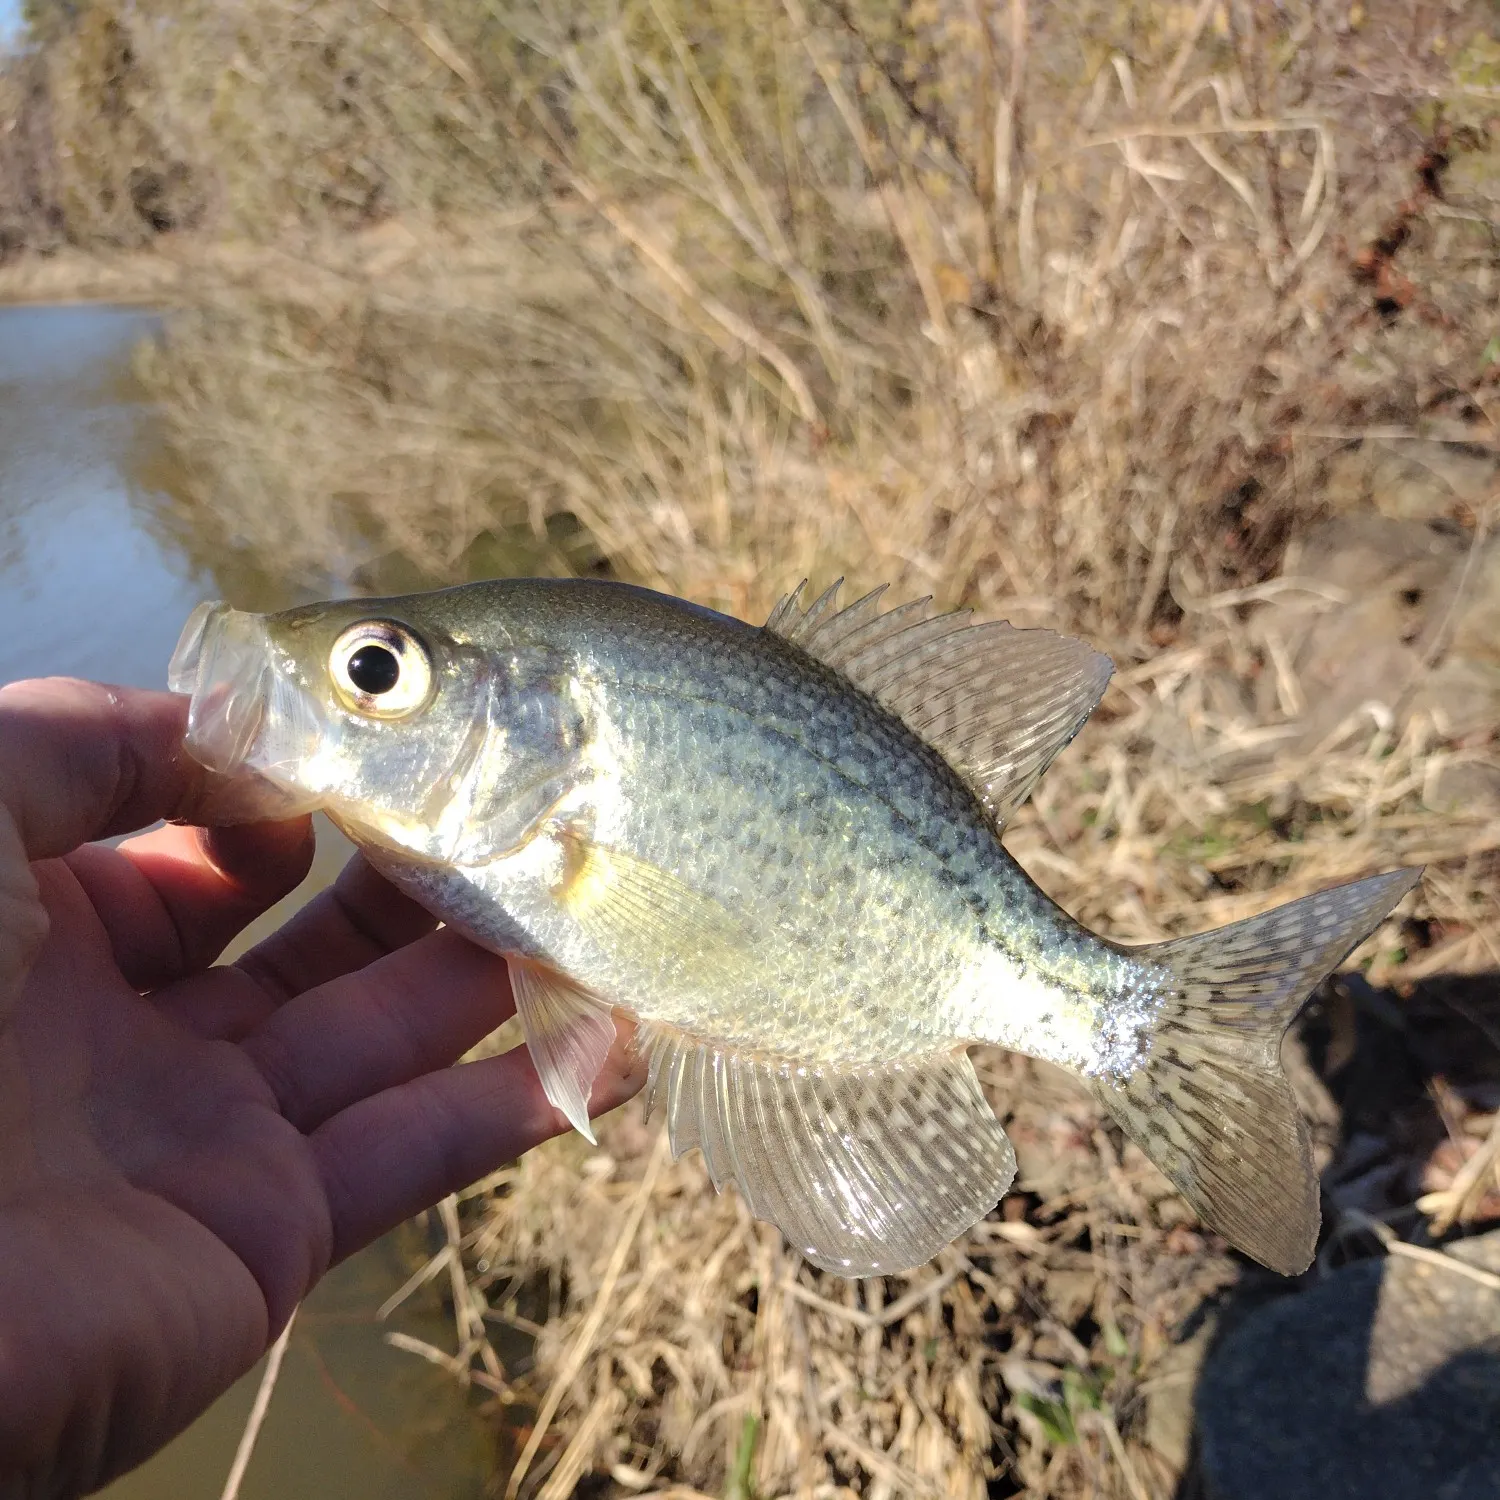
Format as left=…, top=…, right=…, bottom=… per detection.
left=0, top=679, right=208, bottom=859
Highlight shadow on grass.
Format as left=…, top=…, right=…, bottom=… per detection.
left=1173, top=970, right=1500, bottom=1500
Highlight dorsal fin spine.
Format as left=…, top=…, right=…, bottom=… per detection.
left=763, top=580, right=1113, bottom=828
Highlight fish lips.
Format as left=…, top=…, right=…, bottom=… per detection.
left=169, top=600, right=326, bottom=824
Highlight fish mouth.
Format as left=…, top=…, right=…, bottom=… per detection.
left=170, top=601, right=275, bottom=774
left=169, top=601, right=325, bottom=821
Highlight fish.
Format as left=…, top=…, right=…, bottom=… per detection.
left=168, top=578, right=1421, bottom=1277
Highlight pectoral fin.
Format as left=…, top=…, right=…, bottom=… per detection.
left=552, top=832, right=757, bottom=983
left=507, top=956, right=617, bottom=1143
left=642, top=1026, right=1017, bottom=1275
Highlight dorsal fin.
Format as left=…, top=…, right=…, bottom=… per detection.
left=766, top=581, right=1113, bottom=827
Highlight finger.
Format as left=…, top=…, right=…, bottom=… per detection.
left=153, top=857, right=443, bottom=1043
left=0, top=680, right=207, bottom=860
left=235, top=856, right=439, bottom=1006
left=312, top=1022, right=646, bottom=1264
left=241, top=929, right=517, bottom=1131
left=64, top=819, right=315, bottom=990
left=0, top=815, right=48, bottom=1011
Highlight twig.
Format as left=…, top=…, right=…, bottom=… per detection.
left=1385, top=1240, right=1500, bottom=1294
left=1341, top=1209, right=1500, bottom=1293
left=877, top=1263, right=966, bottom=1325
left=384, top=1332, right=511, bottom=1397
left=1131, top=500, right=1177, bottom=641
left=822, top=1424, right=948, bottom=1499
left=777, top=1262, right=964, bottom=1331
left=1083, top=1407, right=1153, bottom=1500
left=537, top=1386, right=627, bottom=1500
left=1071, top=117, right=1332, bottom=152
left=1418, top=1111, right=1500, bottom=1236
left=779, top=1278, right=878, bottom=1329
left=220, top=1307, right=297, bottom=1500
left=376, top=1243, right=454, bottom=1321
left=505, top=1130, right=668, bottom=1499
left=1153, top=0, right=1219, bottom=108
left=1175, top=575, right=1351, bottom=611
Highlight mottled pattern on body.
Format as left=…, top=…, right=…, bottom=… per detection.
left=429, top=589, right=1162, bottom=1070
left=171, top=576, right=1422, bottom=1277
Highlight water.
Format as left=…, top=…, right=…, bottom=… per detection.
left=0, top=306, right=204, bottom=687
left=0, top=304, right=499, bottom=1498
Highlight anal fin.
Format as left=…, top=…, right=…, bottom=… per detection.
left=508, top=957, right=617, bottom=1144
left=643, top=1029, right=1016, bottom=1275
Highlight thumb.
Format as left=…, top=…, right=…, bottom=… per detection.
left=0, top=679, right=207, bottom=859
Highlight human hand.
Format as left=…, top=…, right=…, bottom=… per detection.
left=0, top=678, right=644, bottom=1497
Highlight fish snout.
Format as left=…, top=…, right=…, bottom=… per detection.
left=169, top=601, right=276, bottom=775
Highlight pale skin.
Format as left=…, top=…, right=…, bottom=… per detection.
left=0, top=678, right=645, bottom=1498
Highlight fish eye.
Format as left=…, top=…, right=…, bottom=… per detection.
left=329, top=621, right=433, bottom=719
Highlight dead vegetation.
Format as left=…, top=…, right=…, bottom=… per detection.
left=7, top=0, right=1500, bottom=1494
left=436, top=1051, right=1246, bottom=1500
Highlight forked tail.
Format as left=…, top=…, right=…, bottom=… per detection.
left=1095, top=868, right=1421, bottom=1274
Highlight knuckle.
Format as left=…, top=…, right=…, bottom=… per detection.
left=244, top=1024, right=310, bottom=1127
left=0, top=679, right=137, bottom=834
left=0, top=811, right=48, bottom=997
left=0, top=675, right=119, bottom=718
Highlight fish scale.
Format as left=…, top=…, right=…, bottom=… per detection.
left=586, top=665, right=1000, bottom=1057
left=170, top=576, right=1422, bottom=1277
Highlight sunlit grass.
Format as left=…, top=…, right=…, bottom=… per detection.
left=5, top=0, right=1499, bottom=1493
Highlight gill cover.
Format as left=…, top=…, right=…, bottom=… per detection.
left=169, top=599, right=591, bottom=864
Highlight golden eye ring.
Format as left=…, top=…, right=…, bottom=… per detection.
left=329, top=620, right=433, bottom=719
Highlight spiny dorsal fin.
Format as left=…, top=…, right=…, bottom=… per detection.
left=641, top=1028, right=1016, bottom=1275
left=767, top=580, right=1114, bottom=827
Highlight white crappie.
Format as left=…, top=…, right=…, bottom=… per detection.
left=169, top=579, right=1420, bottom=1276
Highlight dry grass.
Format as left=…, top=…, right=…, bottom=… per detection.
left=117, top=0, right=1495, bottom=631
left=440, top=1054, right=1245, bottom=1500
left=11, top=0, right=1500, bottom=1493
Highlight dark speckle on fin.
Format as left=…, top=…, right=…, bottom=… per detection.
left=766, top=580, right=1113, bottom=826
left=641, top=1026, right=1017, bottom=1275
left=1095, top=868, right=1423, bottom=1274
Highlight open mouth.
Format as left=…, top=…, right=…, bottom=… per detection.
left=169, top=601, right=276, bottom=774
left=169, top=600, right=324, bottom=822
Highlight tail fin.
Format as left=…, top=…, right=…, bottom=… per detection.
left=1095, top=869, right=1421, bottom=1274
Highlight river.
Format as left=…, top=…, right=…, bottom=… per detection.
left=0, top=304, right=498, bottom=1498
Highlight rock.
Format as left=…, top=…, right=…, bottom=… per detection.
left=1409, top=657, right=1500, bottom=743
left=1145, top=1316, right=1217, bottom=1472
left=1430, top=538, right=1500, bottom=670
left=1426, top=758, right=1500, bottom=815
left=1196, top=1230, right=1500, bottom=1500
left=1288, top=513, right=1468, bottom=593
left=1249, top=516, right=1463, bottom=745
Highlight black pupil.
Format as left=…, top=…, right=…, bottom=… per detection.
left=347, top=643, right=401, bottom=696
